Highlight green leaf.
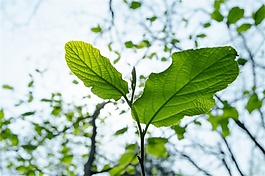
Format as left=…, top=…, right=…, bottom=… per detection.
left=41, top=98, right=52, bottom=102
left=22, top=144, right=38, bottom=151
left=91, top=25, right=102, bottom=33
left=171, top=39, right=180, bottom=44
left=223, top=105, right=239, bottom=120
left=203, top=22, right=211, bottom=28
left=130, top=1, right=141, bottom=9
left=172, top=125, right=186, bottom=140
left=133, top=46, right=239, bottom=127
left=119, top=151, right=135, bottom=166
left=136, top=40, right=151, bottom=49
left=237, top=58, right=248, bottom=66
left=110, top=165, right=125, bottom=176
left=65, top=41, right=129, bottom=100
left=196, top=33, right=206, bottom=38
left=124, top=41, right=134, bottom=48
left=146, top=137, right=168, bottom=158
left=62, top=155, right=73, bottom=164
left=147, top=16, right=157, bottom=22
left=126, top=165, right=136, bottom=175
left=253, top=5, right=265, bottom=25
left=10, top=133, right=19, bottom=146
left=246, top=93, right=262, bottom=113
left=72, top=80, right=78, bottom=84
left=113, top=51, right=121, bottom=64
left=2, top=84, right=14, bottom=90
left=0, top=109, right=4, bottom=120
left=237, top=23, right=251, bottom=33
left=16, top=166, right=28, bottom=173
left=211, top=10, right=224, bottom=22
left=114, top=127, right=128, bottom=136
left=214, top=0, right=226, bottom=11
left=208, top=105, right=238, bottom=137
left=28, top=80, right=34, bottom=87
left=227, top=7, right=244, bottom=24
left=51, top=106, right=62, bottom=116
left=21, top=111, right=35, bottom=117
left=125, top=143, right=138, bottom=151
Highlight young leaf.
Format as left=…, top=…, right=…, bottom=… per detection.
left=91, top=25, right=102, bottom=33
left=114, top=127, right=128, bottom=136
left=227, top=7, right=244, bottom=24
left=211, top=10, right=224, bottom=22
left=246, top=93, right=262, bottom=113
left=253, top=5, right=265, bottom=25
left=236, top=23, right=251, bottom=33
left=132, top=46, right=239, bottom=127
left=65, top=41, right=129, bottom=100
left=130, top=1, right=141, bottom=9
left=2, top=84, right=14, bottom=90
left=146, top=137, right=168, bottom=158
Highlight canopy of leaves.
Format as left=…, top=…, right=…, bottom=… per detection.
left=133, top=47, right=239, bottom=127
left=65, top=41, right=128, bottom=100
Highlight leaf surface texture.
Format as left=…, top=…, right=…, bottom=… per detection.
left=133, top=46, right=239, bottom=127
left=65, top=41, right=128, bottom=100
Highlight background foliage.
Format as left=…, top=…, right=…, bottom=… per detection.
left=1, top=0, right=265, bottom=175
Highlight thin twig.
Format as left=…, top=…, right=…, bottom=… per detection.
left=235, top=120, right=265, bottom=155
left=84, top=101, right=110, bottom=176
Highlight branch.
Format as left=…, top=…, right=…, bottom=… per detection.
left=108, top=0, right=115, bottom=29
left=180, top=152, right=211, bottom=176
left=235, top=120, right=265, bottom=155
left=84, top=101, right=110, bottom=176
left=220, top=134, right=244, bottom=176
left=173, top=147, right=211, bottom=176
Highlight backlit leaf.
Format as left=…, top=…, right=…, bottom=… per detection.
left=62, top=155, right=73, bottom=164
left=2, top=84, right=14, bottom=90
left=246, top=93, right=262, bottom=113
left=227, top=7, right=244, bottom=24
left=146, top=137, right=168, bottom=158
left=133, top=46, right=239, bottom=127
left=208, top=105, right=238, bottom=137
left=211, top=10, right=224, bottom=22
left=124, top=41, right=134, bottom=48
left=114, top=127, right=128, bottom=136
left=196, top=34, right=206, bottom=38
left=0, top=109, right=4, bottom=120
left=130, top=1, right=141, bottom=9
left=253, top=5, right=265, bottom=25
left=172, top=125, right=186, bottom=140
left=119, top=152, right=135, bottom=166
left=237, top=58, right=248, bottom=66
left=16, top=166, right=28, bottom=173
left=147, top=16, right=157, bottom=22
left=91, top=25, right=102, bottom=33
left=21, top=111, right=35, bottom=117
left=237, top=23, right=251, bottom=33
left=65, top=41, right=129, bottom=100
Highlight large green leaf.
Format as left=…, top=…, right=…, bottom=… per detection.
left=65, top=41, right=128, bottom=100
left=133, top=46, right=239, bottom=127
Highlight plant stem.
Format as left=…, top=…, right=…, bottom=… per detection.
left=124, top=95, right=146, bottom=175
left=139, top=131, right=146, bottom=176
left=126, top=67, right=146, bottom=176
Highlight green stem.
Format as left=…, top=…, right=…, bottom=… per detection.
left=126, top=67, right=146, bottom=175
left=124, top=95, right=146, bottom=175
